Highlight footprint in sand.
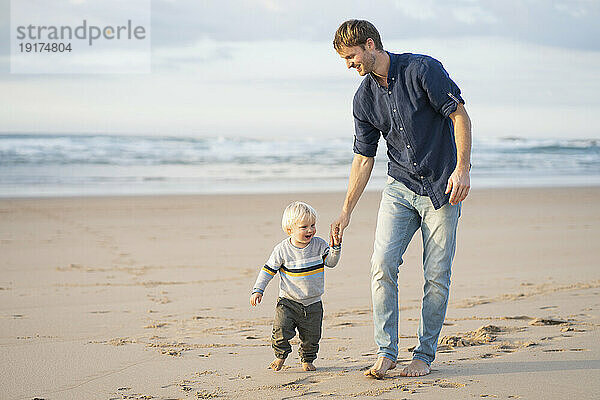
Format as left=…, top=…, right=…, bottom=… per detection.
left=494, top=341, right=536, bottom=352
left=165, top=349, right=186, bottom=356
left=501, top=315, right=533, bottom=321
left=144, top=322, right=168, bottom=329
left=106, top=337, right=136, bottom=346
left=195, top=370, right=217, bottom=376
left=529, top=318, right=568, bottom=326
left=543, top=348, right=570, bottom=352
left=560, top=326, right=585, bottom=332
left=228, top=374, right=251, bottom=380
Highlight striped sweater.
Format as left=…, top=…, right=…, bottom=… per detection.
left=252, top=236, right=341, bottom=306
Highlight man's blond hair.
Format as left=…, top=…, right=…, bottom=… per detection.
left=333, top=19, right=383, bottom=53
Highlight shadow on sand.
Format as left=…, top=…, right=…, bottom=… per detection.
left=437, top=359, right=600, bottom=376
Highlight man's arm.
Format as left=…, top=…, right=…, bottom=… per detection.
left=330, top=154, right=374, bottom=243
left=445, top=102, right=472, bottom=205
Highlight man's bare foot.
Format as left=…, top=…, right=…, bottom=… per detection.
left=399, top=359, right=430, bottom=377
left=302, top=362, right=316, bottom=371
left=364, top=356, right=397, bottom=379
left=269, top=358, right=285, bottom=371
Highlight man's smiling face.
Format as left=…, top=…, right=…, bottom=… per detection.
left=337, top=44, right=376, bottom=76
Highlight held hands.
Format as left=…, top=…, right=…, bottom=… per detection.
left=329, top=228, right=341, bottom=248
left=329, top=212, right=349, bottom=247
left=445, top=166, right=470, bottom=205
left=250, top=292, right=262, bottom=306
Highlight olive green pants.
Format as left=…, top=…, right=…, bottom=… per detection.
left=272, top=297, right=323, bottom=363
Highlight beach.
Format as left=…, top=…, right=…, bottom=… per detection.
left=1, top=187, right=599, bottom=399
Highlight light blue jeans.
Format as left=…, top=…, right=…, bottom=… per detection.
left=371, top=177, right=460, bottom=365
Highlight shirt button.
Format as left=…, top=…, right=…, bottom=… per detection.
left=406, top=145, right=410, bottom=149
left=420, top=176, right=424, bottom=179
left=393, top=109, right=396, bottom=112
left=391, top=77, right=395, bottom=80
left=388, top=91, right=392, bottom=95
left=413, top=162, right=417, bottom=166
left=399, top=127, right=403, bottom=131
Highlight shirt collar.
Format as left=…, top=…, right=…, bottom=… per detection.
left=368, top=51, right=397, bottom=89
left=386, top=51, right=398, bottom=86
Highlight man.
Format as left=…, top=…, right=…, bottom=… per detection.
left=330, top=19, right=472, bottom=378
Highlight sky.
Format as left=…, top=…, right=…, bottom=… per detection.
left=0, top=0, right=599, bottom=139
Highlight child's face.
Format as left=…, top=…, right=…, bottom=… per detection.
left=287, top=217, right=316, bottom=248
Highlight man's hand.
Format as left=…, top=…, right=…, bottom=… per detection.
left=330, top=212, right=350, bottom=245
left=329, top=224, right=342, bottom=247
left=445, top=166, right=470, bottom=205
left=447, top=103, right=472, bottom=206
left=250, top=292, right=263, bottom=306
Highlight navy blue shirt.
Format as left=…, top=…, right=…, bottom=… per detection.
left=353, top=52, right=465, bottom=209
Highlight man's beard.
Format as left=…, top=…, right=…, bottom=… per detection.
left=363, top=52, right=376, bottom=74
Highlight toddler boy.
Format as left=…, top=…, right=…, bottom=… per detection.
left=250, top=201, right=341, bottom=371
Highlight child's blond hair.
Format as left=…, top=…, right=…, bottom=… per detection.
left=281, top=201, right=317, bottom=232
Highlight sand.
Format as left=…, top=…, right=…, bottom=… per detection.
left=1, top=187, right=599, bottom=400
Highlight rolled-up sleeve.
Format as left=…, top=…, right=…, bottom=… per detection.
left=419, top=57, right=465, bottom=118
left=352, top=95, right=380, bottom=157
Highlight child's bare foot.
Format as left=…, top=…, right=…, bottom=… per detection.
left=269, top=358, right=285, bottom=371
left=302, top=362, right=316, bottom=371
left=364, top=356, right=397, bottom=379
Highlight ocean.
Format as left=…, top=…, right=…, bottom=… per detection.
left=1, top=134, right=599, bottom=198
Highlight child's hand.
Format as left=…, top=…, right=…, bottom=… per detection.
left=330, top=226, right=341, bottom=247
left=250, top=292, right=263, bottom=306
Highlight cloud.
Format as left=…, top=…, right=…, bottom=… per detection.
left=452, top=4, right=499, bottom=25
left=554, top=1, right=590, bottom=18
left=2, top=0, right=599, bottom=53
left=144, top=0, right=600, bottom=51
left=1, top=36, right=598, bottom=138
left=1, top=0, right=599, bottom=139
left=393, top=0, right=437, bottom=21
